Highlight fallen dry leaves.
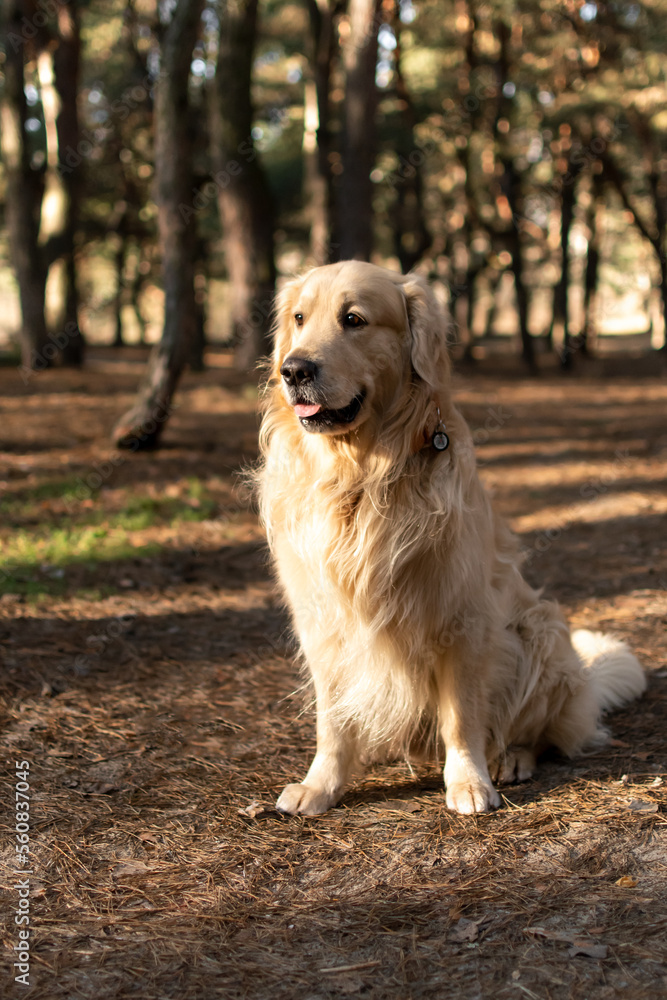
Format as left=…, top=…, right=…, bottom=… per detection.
left=0, top=356, right=666, bottom=999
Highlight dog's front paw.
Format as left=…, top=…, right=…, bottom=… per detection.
left=447, top=780, right=500, bottom=815
left=446, top=778, right=501, bottom=814
left=444, top=750, right=501, bottom=814
left=276, top=782, right=339, bottom=816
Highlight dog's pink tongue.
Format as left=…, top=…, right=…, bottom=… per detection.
left=294, top=403, right=321, bottom=417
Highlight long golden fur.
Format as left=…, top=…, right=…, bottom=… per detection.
left=257, top=260, right=646, bottom=815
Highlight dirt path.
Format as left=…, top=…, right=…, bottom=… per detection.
left=1, top=350, right=666, bottom=999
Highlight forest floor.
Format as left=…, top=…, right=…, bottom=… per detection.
left=1, top=346, right=666, bottom=1000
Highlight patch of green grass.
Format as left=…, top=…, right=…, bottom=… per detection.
left=1, top=475, right=219, bottom=595
left=115, top=497, right=164, bottom=531
left=6, top=525, right=112, bottom=565
left=114, top=494, right=217, bottom=531
left=71, top=585, right=121, bottom=601
left=185, top=476, right=206, bottom=500
left=0, top=477, right=99, bottom=515
left=0, top=526, right=160, bottom=596
left=3, top=476, right=217, bottom=528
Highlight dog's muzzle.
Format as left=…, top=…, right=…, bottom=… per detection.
left=280, top=355, right=365, bottom=431
left=280, top=356, right=319, bottom=389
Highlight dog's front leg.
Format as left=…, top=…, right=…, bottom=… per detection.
left=436, top=655, right=500, bottom=814
left=276, top=679, right=355, bottom=816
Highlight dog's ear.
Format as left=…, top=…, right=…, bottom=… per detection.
left=401, top=275, right=450, bottom=387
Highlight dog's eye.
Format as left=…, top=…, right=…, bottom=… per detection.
left=294, top=313, right=304, bottom=327
left=344, top=313, right=365, bottom=329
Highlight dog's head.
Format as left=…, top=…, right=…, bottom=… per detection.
left=271, top=261, right=449, bottom=440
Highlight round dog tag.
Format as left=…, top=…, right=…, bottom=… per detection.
left=432, top=430, right=449, bottom=451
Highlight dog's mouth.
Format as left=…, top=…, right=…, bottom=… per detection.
left=292, top=391, right=366, bottom=432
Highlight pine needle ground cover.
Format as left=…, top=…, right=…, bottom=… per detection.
left=1, top=349, right=666, bottom=1000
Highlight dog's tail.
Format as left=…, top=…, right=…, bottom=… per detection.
left=571, top=629, right=646, bottom=712
left=547, top=629, right=646, bottom=756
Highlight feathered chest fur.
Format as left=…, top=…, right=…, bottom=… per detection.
left=259, top=420, right=490, bottom=661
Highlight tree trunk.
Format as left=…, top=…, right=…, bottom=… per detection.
left=391, top=10, right=431, bottom=272
left=504, top=161, right=535, bottom=372
left=112, top=0, right=203, bottom=450
left=629, top=112, right=667, bottom=353
left=600, top=147, right=667, bottom=354
left=1, top=1, right=49, bottom=369
left=304, top=0, right=337, bottom=264
left=335, top=0, right=382, bottom=261
left=453, top=4, right=482, bottom=360
left=190, top=247, right=207, bottom=372
left=302, top=77, right=331, bottom=266
left=131, top=251, right=148, bottom=344
left=113, top=236, right=126, bottom=347
left=582, top=178, right=603, bottom=354
left=582, top=228, right=598, bottom=355
left=52, top=0, right=84, bottom=365
left=657, top=255, right=667, bottom=355
left=492, top=20, right=535, bottom=372
left=211, top=0, right=276, bottom=371
left=553, top=154, right=584, bottom=370
left=647, top=159, right=667, bottom=355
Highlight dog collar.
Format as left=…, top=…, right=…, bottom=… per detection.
left=411, top=401, right=450, bottom=455
left=432, top=407, right=450, bottom=451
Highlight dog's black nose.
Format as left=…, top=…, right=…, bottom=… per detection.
left=280, top=356, right=319, bottom=387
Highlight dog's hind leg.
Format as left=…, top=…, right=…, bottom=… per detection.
left=276, top=678, right=357, bottom=816
left=490, top=746, right=537, bottom=784
left=436, top=650, right=501, bottom=814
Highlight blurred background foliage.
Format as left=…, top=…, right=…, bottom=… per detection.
left=1, top=0, right=666, bottom=427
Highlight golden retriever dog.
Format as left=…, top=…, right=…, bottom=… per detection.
left=257, top=260, right=645, bottom=815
